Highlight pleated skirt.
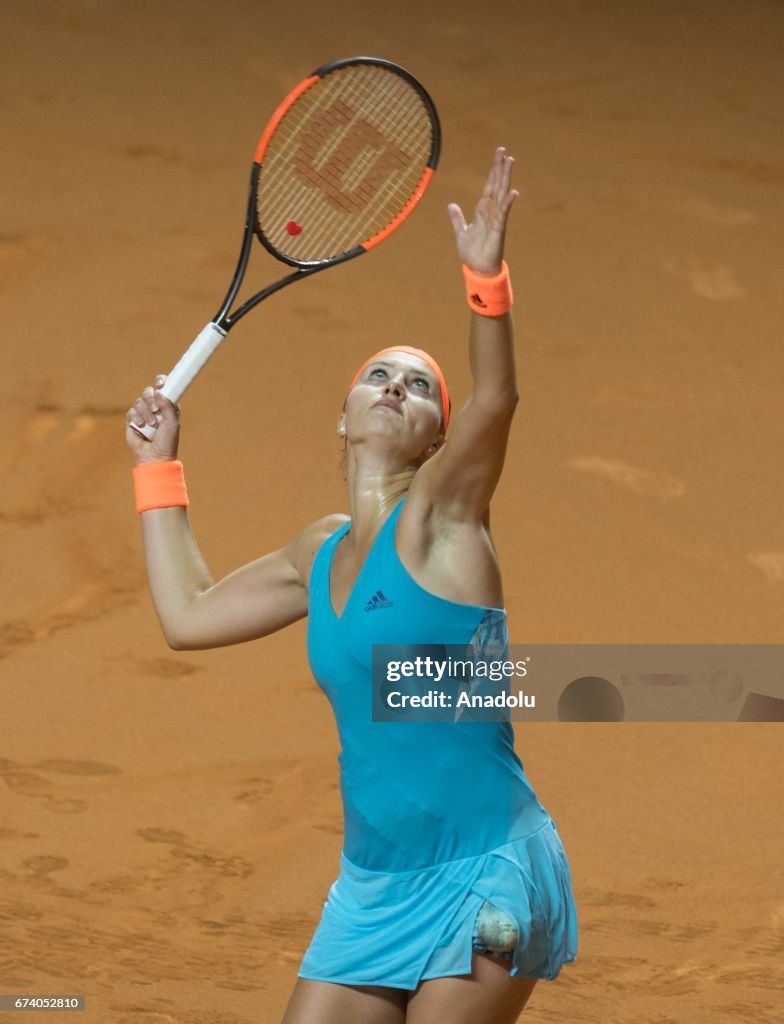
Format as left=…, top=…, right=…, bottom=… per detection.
left=298, top=817, right=578, bottom=991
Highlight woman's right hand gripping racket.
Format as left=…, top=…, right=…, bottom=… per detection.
left=130, top=56, right=441, bottom=441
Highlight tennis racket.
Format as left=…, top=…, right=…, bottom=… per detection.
left=131, top=55, right=441, bottom=440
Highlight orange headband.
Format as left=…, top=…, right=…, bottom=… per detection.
left=347, top=346, right=451, bottom=432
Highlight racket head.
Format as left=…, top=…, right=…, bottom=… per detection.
left=252, top=57, right=441, bottom=268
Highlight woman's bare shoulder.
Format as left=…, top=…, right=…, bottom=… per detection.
left=287, top=512, right=349, bottom=588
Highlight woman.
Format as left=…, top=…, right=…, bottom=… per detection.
left=126, top=147, right=578, bottom=1024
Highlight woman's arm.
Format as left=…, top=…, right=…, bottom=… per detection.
left=127, top=372, right=334, bottom=651
left=411, top=147, right=520, bottom=523
left=137, top=505, right=316, bottom=651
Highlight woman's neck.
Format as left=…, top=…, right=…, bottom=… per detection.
left=343, top=468, right=413, bottom=548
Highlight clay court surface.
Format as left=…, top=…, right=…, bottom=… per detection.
left=1, top=1, right=783, bottom=1020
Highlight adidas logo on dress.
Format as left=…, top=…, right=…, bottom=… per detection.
left=364, top=590, right=394, bottom=611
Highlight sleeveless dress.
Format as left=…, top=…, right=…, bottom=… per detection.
left=297, top=495, right=578, bottom=990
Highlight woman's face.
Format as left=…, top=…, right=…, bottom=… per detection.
left=341, top=351, right=444, bottom=461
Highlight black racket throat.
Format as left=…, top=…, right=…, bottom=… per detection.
left=212, top=162, right=363, bottom=330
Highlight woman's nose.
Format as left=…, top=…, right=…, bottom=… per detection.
left=384, top=375, right=405, bottom=396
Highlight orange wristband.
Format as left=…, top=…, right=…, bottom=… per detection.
left=463, top=261, right=513, bottom=316
left=133, top=459, right=189, bottom=513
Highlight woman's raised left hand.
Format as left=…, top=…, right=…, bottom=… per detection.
left=447, top=146, right=518, bottom=275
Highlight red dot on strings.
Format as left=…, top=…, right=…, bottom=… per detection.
left=286, top=220, right=303, bottom=236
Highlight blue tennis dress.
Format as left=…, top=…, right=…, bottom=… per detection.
left=298, top=495, right=578, bottom=989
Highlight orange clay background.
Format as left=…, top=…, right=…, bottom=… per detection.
left=1, top=1, right=783, bottom=1021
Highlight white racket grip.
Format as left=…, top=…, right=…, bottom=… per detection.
left=131, top=322, right=227, bottom=441
left=161, top=321, right=227, bottom=403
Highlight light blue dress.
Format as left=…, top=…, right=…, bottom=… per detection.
left=298, top=495, right=578, bottom=989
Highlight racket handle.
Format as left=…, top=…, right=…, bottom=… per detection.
left=130, top=322, right=227, bottom=441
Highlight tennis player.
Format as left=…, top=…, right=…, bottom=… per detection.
left=126, top=146, right=577, bottom=1024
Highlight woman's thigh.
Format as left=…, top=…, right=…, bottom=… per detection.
left=281, top=978, right=408, bottom=1024
left=404, top=952, right=538, bottom=1024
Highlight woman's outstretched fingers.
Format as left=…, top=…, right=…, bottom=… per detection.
left=447, top=202, right=467, bottom=239
left=483, top=145, right=505, bottom=199
left=449, top=146, right=519, bottom=273
left=497, top=179, right=519, bottom=229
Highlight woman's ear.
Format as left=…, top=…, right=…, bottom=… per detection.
left=425, top=436, right=445, bottom=458
left=337, top=413, right=346, bottom=435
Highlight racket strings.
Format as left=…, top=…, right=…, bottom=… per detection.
left=264, top=66, right=423, bottom=199
left=261, top=68, right=428, bottom=251
left=289, top=102, right=428, bottom=255
left=274, top=78, right=422, bottom=240
left=294, top=72, right=428, bottom=213
left=257, top=63, right=434, bottom=262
